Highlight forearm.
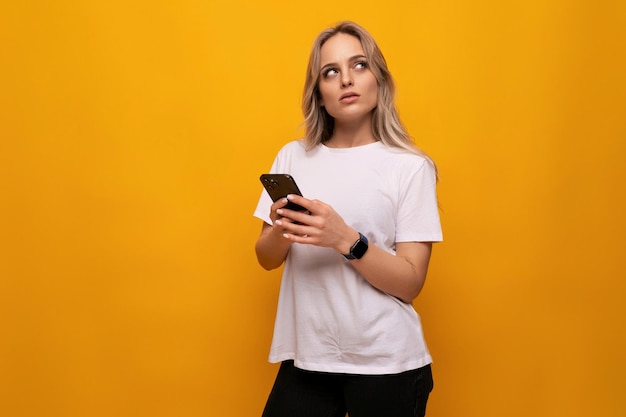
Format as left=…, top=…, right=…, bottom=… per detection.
left=255, top=223, right=293, bottom=270
left=349, top=242, right=431, bottom=304
left=272, top=194, right=434, bottom=301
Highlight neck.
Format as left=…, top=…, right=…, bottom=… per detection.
left=325, top=116, right=376, bottom=149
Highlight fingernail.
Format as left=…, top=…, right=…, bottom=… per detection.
left=276, top=209, right=283, bottom=215
left=275, top=219, right=282, bottom=226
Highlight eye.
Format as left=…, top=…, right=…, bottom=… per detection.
left=354, top=61, right=368, bottom=70
left=322, top=68, right=339, bottom=78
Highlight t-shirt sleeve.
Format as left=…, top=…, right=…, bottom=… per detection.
left=395, top=159, right=443, bottom=243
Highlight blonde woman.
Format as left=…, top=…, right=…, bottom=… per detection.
left=254, top=21, right=442, bottom=417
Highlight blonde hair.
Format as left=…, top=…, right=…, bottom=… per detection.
left=302, top=21, right=437, bottom=175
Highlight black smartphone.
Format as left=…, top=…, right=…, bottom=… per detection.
left=260, top=174, right=307, bottom=212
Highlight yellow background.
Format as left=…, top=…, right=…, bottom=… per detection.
left=2, top=1, right=625, bottom=416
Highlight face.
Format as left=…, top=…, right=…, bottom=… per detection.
left=317, top=33, right=378, bottom=123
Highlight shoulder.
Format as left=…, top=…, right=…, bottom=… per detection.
left=269, top=139, right=312, bottom=171
left=373, top=145, right=438, bottom=193
left=276, top=139, right=307, bottom=155
left=274, top=139, right=323, bottom=165
left=376, top=143, right=432, bottom=172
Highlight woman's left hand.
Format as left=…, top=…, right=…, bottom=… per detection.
left=274, top=194, right=358, bottom=255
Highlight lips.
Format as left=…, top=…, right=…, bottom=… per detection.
left=339, top=92, right=360, bottom=102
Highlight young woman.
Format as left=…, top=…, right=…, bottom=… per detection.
left=254, top=21, right=442, bottom=417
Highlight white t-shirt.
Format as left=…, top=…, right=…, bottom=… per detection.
left=254, top=140, right=442, bottom=375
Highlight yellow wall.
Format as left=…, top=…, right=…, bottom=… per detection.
left=1, top=1, right=625, bottom=416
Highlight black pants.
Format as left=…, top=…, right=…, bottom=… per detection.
left=262, top=361, right=433, bottom=417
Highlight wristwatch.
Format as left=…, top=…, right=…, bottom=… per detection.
left=342, top=232, right=369, bottom=260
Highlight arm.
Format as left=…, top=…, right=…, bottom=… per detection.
left=274, top=194, right=433, bottom=303
left=254, top=198, right=295, bottom=270
left=350, top=241, right=432, bottom=303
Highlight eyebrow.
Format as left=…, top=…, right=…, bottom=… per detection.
left=320, top=54, right=368, bottom=73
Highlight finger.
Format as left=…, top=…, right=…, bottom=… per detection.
left=271, top=197, right=289, bottom=211
left=277, top=219, right=315, bottom=238
left=270, top=198, right=290, bottom=222
left=287, top=209, right=316, bottom=226
left=273, top=217, right=295, bottom=229
left=282, top=231, right=314, bottom=243
left=286, top=194, right=313, bottom=211
left=276, top=207, right=312, bottom=224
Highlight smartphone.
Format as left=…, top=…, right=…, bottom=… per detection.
left=260, top=174, right=307, bottom=212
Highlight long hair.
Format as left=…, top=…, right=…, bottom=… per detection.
left=302, top=21, right=437, bottom=175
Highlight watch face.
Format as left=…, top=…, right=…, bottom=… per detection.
left=351, top=234, right=368, bottom=259
left=343, top=233, right=369, bottom=260
left=352, top=240, right=368, bottom=259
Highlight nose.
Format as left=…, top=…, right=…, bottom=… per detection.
left=341, top=72, right=353, bottom=88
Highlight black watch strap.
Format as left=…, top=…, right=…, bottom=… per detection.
left=342, top=232, right=369, bottom=260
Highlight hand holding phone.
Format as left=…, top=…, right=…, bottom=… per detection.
left=260, top=174, right=307, bottom=212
